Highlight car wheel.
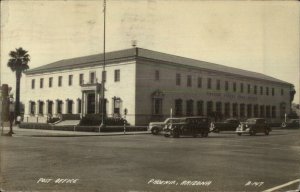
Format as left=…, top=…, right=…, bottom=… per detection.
left=172, top=129, right=180, bottom=138
left=250, top=129, right=256, bottom=136
left=265, top=129, right=269, bottom=136
left=237, top=133, right=242, bottom=136
left=164, top=134, right=170, bottom=137
left=214, top=128, right=220, bottom=133
left=201, top=132, right=208, bottom=137
left=281, top=122, right=287, bottom=128
left=151, top=127, right=159, bottom=135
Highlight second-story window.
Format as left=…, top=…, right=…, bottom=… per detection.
left=58, top=76, right=62, bottom=87
left=40, top=78, right=44, bottom=88
left=115, top=69, right=120, bottom=82
left=49, top=77, right=53, bottom=88
left=68, top=75, right=73, bottom=86
left=281, top=89, right=284, bottom=96
left=216, top=79, right=221, bottom=90
left=187, top=75, right=192, bottom=87
left=254, top=85, right=257, bottom=95
left=260, top=86, right=263, bottom=95
left=176, top=73, right=181, bottom=86
left=247, top=84, right=251, bottom=94
left=225, top=81, right=229, bottom=91
left=207, top=78, right=212, bottom=89
left=198, top=77, right=202, bottom=88
left=272, top=88, right=275, bottom=96
left=79, top=74, right=84, bottom=85
left=31, top=79, right=35, bottom=89
left=102, top=71, right=106, bottom=82
left=90, top=72, right=95, bottom=83
left=155, top=70, right=160, bottom=81
left=233, top=82, right=236, bottom=92
left=240, top=83, right=244, bottom=93
left=266, top=87, right=269, bottom=96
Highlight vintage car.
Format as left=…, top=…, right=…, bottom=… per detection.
left=211, top=118, right=240, bottom=133
left=148, top=118, right=181, bottom=135
left=163, top=116, right=211, bottom=138
left=236, top=118, right=271, bottom=136
left=281, top=119, right=300, bottom=129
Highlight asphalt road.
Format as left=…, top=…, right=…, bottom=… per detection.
left=0, top=129, right=300, bottom=192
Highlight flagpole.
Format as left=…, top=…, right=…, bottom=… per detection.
left=100, top=0, right=106, bottom=130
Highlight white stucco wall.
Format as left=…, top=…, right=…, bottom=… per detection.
left=23, top=60, right=136, bottom=124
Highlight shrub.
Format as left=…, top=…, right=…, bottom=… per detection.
left=79, top=114, right=129, bottom=126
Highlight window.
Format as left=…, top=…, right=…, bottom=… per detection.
left=40, top=78, right=44, bottom=88
left=272, top=88, right=275, bottom=96
left=30, top=101, right=36, bottom=115
left=152, top=98, right=162, bottom=115
left=233, top=82, right=237, bottom=92
left=207, top=78, right=212, bottom=89
left=197, top=77, right=202, bottom=88
left=207, top=101, right=213, bottom=116
left=281, top=89, right=284, bottom=95
left=155, top=70, right=160, bottom=81
left=216, top=102, right=222, bottom=115
left=49, top=77, right=53, bottom=88
left=175, top=99, right=183, bottom=116
left=90, top=72, right=95, bottom=83
left=225, top=81, right=229, bottom=91
left=260, top=86, right=263, bottom=95
left=260, top=105, right=265, bottom=117
left=47, top=101, right=53, bottom=115
left=266, top=87, right=269, bottom=96
left=176, top=74, right=181, bottom=86
left=266, top=105, right=271, bottom=118
left=57, top=100, right=63, bottom=114
left=113, top=97, right=121, bottom=115
left=254, top=85, right=257, bottom=95
left=186, top=100, right=194, bottom=116
left=114, top=70, right=120, bottom=82
left=240, top=104, right=245, bottom=117
left=247, top=84, right=251, bottom=94
left=31, top=79, right=35, bottom=89
left=240, top=83, right=244, bottom=93
left=68, top=75, right=73, bottom=86
left=232, top=103, right=238, bottom=117
left=247, top=104, right=252, bottom=117
left=224, top=103, right=230, bottom=117
left=272, top=106, right=276, bottom=117
left=38, top=101, right=44, bottom=115
left=67, top=100, right=73, bottom=114
left=79, top=74, right=84, bottom=85
left=58, top=76, right=62, bottom=87
left=254, top=105, right=259, bottom=117
left=216, top=80, right=221, bottom=90
left=187, top=75, right=192, bottom=87
left=197, top=100, right=204, bottom=116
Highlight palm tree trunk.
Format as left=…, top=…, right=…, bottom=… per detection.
left=15, top=70, right=21, bottom=117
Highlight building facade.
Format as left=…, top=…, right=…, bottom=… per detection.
left=23, top=48, right=294, bottom=125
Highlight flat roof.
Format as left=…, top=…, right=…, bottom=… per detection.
left=25, top=47, right=291, bottom=85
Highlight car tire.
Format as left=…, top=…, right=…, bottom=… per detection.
left=151, top=127, right=159, bottom=135
left=164, top=134, right=170, bottom=137
left=172, top=129, right=180, bottom=138
left=250, top=130, right=256, bottom=136
left=237, top=133, right=242, bottom=136
left=214, top=128, right=220, bottom=133
left=281, top=122, right=287, bottom=128
left=265, top=129, right=269, bottom=136
left=201, top=132, right=208, bottom=137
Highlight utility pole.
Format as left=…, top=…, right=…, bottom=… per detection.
left=100, top=0, right=106, bottom=131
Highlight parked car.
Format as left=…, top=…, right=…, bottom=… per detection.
left=148, top=118, right=181, bottom=135
left=211, top=118, right=240, bottom=133
left=163, top=116, right=211, bottom=138
left=281, top=119, right=300, bottom=129
left=236, top=118, right=271, bottom=136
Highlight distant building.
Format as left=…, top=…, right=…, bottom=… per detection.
left=23, top=48, right=294, bottom=125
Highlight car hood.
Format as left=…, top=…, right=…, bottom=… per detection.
left=149, top=122, right=165, bottom=125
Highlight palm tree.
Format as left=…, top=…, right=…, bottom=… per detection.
left=7, top=47, right=30, bottom=118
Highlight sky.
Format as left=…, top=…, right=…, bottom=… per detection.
left=0, top=0, right=299, bottom=103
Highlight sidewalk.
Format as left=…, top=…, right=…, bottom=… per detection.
left=0, top=126, right=151, bottom=137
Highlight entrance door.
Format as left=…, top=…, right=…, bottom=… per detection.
left=87, top=93, right=95, bottom=114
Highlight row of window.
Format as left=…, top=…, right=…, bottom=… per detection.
left=153, top=70, right=285, bottom=96
left=31, top=70, right=120, bottom=89
left=152, top=98, right=285, bottom=119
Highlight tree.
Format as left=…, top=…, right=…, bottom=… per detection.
left=7, top=47, right=30, bottom=118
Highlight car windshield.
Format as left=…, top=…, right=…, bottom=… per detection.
left=246, top=119, right=256, bottom=124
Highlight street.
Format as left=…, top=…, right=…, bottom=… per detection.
left=0, top=129, right=300, bottom=192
